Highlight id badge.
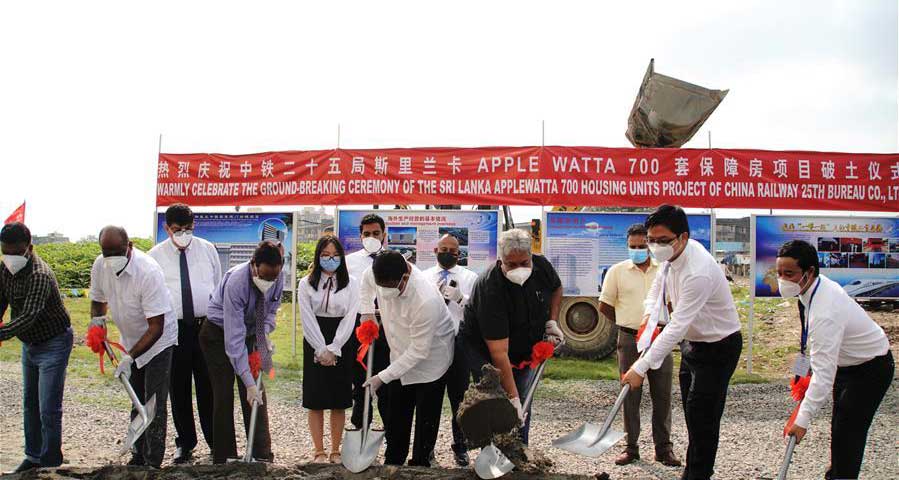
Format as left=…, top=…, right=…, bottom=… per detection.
left=792, top=353, right=811, bottom=377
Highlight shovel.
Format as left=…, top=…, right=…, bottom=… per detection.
left=342, top=344, right=385, bottom=473
left=551, top=383, right=629, bottom=457
left=473, top=355, right=551, bottom=479
left=242, top=373, right=265, bottom=462
left=775, top=435, right=797, bottom=480
left=104, top=341, right=156, bottom=455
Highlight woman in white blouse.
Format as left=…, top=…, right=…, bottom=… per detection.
left=298, top=235, right=359, bottom=463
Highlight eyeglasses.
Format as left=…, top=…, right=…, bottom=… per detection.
left=320, top=255, right=341, bottom=262
left=648, top=236, right=679, bottom=246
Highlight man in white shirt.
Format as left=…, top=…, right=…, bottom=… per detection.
left=360, top=250, right=455, bottom=467
left=622, top=205, right=742, bottom=480
left=346, top=214, right=392, bottom=430
left=89, top=226, right=177, bottom=468
left=776, top=240, right=893, bottom=479
left=422, top=234, right=479, bottom=467
left=599, top=224, right=679, bottom=467
left=148, top=204, right=221, bottom=463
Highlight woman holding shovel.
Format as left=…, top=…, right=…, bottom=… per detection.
left=298, top=235, right=359, bottom=463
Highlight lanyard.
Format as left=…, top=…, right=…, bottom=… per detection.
left=799, top=279, right=821, bottom=354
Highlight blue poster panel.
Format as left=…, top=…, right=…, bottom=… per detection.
left=754, top=215, right=899, bottom=298
left=156, top=212, right=295, bottom=291
left=336, top=209, right=499, bottom=274
left=545, top=211, right=713, bottom=296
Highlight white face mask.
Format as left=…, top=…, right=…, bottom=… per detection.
left=377, top=285, right=401, bottom=299
left=253, top=276, right=275, bottom=294
left=778, top=273, right=808, bottom=298
left=104, top=252, right=129, bottom=274
left=504, top=267, right=532, bottom=286
left=2, top=254, right=28, bottom=275
left=172, top=230, right=193, bottom=248
left=362, top=236, right=382, bottom=254
left=648, top=238, right=679, bottom=263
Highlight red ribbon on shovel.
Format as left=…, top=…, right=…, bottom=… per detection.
left=515, top=340, right=556, bottom=369
left=355, top=319, right=380, bottom=369
left=248, top=350, right=275, bottom=380
left=783, top=374, right=811, bottom=436
left=85, top=325, right=126, bottom=374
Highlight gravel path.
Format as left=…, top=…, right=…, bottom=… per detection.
left=1, top=359, right=896, bottom=479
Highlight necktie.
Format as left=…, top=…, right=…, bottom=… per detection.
left=321, top=276, right=334, bottom=313
left=254, top=286, right=273, bottom=375
left=798, top=301, right=807, bottom=354
left=179, top=249, right=195, bottom=322
left=439, top=270, right=451, bottom=305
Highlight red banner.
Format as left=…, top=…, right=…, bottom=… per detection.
left=156, top=147, right=899, bottom=211
left=4, top=201, right=25, bottom=224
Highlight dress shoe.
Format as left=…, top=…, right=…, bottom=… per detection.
left=453, top=449, right=470, bottom=467
left=173, top=447, right=193, bottom=464
left=614, top=450, right=639, bottom=466
left=126, top=455, right=145, bottom=467
left=655, top=450, right=682, bottom=467
left=13, top=459, right=40, bottom=473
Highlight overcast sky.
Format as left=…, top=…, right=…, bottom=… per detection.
left=1, top=0, right=896, bottom=240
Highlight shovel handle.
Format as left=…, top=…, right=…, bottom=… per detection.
left=359, top=339, right=377, bottom=448
left=595, top=384, right=630, bottom=440
left=243, top=374, right=264, bottom=462
left=775, top=435, right=797, bottom=480
left=102, top=340, right=146, bottom=421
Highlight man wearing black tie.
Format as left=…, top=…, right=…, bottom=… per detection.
left=148, top=204, right=222, bottom=463
left=345, top=214, right=392, bottom=430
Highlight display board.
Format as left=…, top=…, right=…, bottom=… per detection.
left=752, top=215, right=899, bottom=298
left=155, top=212, right=296, bottom=291
left=544, top=211, right=714, bottom=296
left=336, top=209, right=499, bottom=274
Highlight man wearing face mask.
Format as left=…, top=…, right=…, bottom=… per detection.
left=422, top=234, right=479, bottom=466
left=599, top=224, right=680, bottom=467
left=461, top=228, right=564, bottom=444
left=148, top=204, right=220, bottom=463
left=621, top=205, right=741, bottom=480
left=0, top=223, right=73, bottom=473
left=775, top=240, right=892, bottom=480
left=89, top=226, right=177, bottom=468
left=201, top=241, right=283, bottom=464
left=359, top=249, right=455, bottom=467
left=345, top=214, right=392, bottom=430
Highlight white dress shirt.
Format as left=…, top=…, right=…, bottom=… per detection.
left=794, top=275, right=890, bottom=428
left=422, top=264, right=478, bottom=333
left=297, top=273, right=360, bottom=358
left=89, top=249, right=178, bottom=368
left=633, top=239, right=741, bottom=375
left=346, top=248, right=375, bottom=280
left=359, top=266, right=455, bottom=386
left=147, top=236, right=222, bottom=319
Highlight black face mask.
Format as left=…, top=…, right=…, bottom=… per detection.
left=437, top=252, right=458, bottom=269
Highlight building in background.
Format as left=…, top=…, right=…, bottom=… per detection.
left=296, top=206, right=334, bottom=242
left=33, top=232, right=70, bottom=245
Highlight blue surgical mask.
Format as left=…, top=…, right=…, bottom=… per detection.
left=628, top=248, right=649, bottom=264
left=319, top=256, right=341, bottom=272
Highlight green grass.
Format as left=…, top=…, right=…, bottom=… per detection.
left=545, top=356, right=619, bottom=381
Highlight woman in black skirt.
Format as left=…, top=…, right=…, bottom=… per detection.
left=298, top=235, right=359, bottom=463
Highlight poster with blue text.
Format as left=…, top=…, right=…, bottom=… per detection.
left=544, top=211, right=713, bottom=296
left=156, top=212, right=295, bottom=291
left=753, top=215, right=899, bottom=298
left=337, top=209, right=499, bottom=274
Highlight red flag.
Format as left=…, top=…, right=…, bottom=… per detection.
left=4, top=202, right=25, bottom=224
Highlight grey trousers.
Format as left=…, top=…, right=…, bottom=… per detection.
left=617, top=329, right=674, bottom=456
left=128, top=346, right=173, bottom=467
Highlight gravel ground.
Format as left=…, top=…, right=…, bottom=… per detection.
left=1, top=359, right=896, bottom=479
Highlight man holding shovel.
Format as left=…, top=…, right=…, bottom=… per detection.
left=599, top=224, right=680, bottom=467
left=621, top=205, right=741, bottom=480
left=89, top=226, right=177, bottom=468
left=201, top=240, right=283, bottom=464
left=461, top=228, right=564, bottom=444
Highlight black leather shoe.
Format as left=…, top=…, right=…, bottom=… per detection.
left=126, top=455, right=145, bottom=466
left=453, top=449, right=470, bottom=467
left=655, top=450, right=682, bottom=467
left=173, top=447, right=193, bottom=464
left=13, top=460, right=40, bottom=473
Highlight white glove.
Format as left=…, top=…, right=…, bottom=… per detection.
left=114, top=354, right=134, bottom=380
left=246, top=385, right=264, bottom=406
left=318, top=350, right=337, bottom=367
left=545, top=320, right=565, bottom=346
left=440, top=283, right=464, bottom=304
left=266, top=336, right=275, bottom=356
left=510, top=396, right=526, bottom=423
left=89, top=316, right=108, bottom=329
left=363, top=374, right=384, bottom=392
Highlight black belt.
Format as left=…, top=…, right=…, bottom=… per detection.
left=619, top=325, right=665, bottom=336
left=179, top=316, right=207, bottom=326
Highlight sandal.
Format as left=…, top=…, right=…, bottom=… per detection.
left=329, top=451, right=341, bottom=464
left=312, top=450, right=328, bottom=463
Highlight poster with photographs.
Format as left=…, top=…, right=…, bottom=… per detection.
left=753, top=215, right=899, bottom=298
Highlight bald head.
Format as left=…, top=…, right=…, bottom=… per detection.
left=99, top=225, right=131, bottom=257
left=434, top=234, right=461, bottom=270
left=437, top=234, right=460, bottom=252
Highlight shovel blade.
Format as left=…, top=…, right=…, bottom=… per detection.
left=474, top=444, right=515, bottom=479
left=552, top=423, right=625, bottom=457
left=342, top=428, right=385, bottom=473
left=119, top=394, right=157, bottom=455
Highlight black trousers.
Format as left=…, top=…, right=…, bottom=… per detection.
left=170, top=317, right=214, bottom=451
left=678, top=331, right=742, bottom=480
left=826, top=351, right=894, bottom=480
left=384, top=372, right=448, bottom=466
left=128, top=346, right=173, bottom=468
left=350, top=317, right=391, bottom=429
left=446, top=335, right=471, bottom=453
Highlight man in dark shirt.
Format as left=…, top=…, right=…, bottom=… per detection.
left=0, top=223, right=73, bottom=473
left=462, top=228, right=564, bottom=444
